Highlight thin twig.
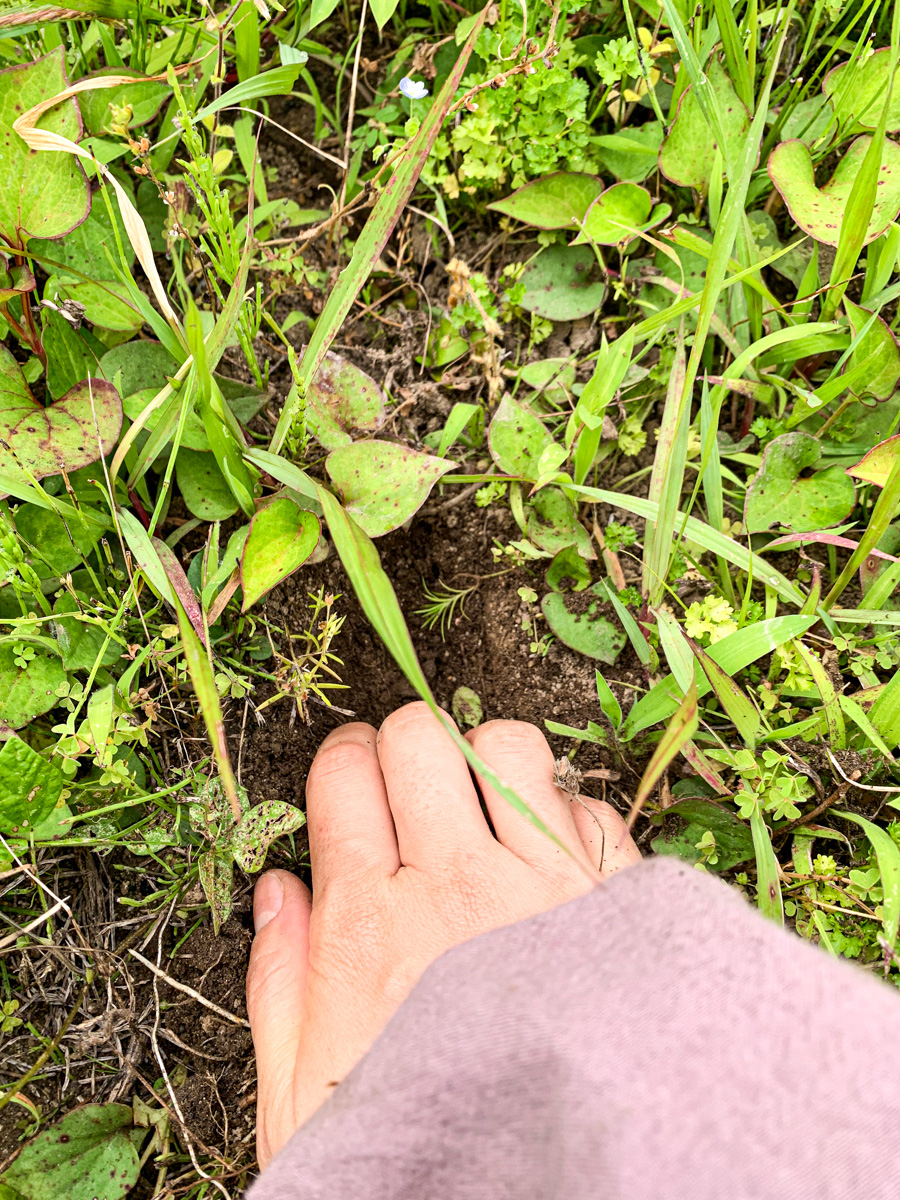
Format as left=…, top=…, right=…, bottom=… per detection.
left=0, top=897, right=68, bottom=952
left=129, top=948, right=251, bottom=1028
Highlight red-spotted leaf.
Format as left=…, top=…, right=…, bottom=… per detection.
left=307, top=352, right=386, bottom=451
left=0, top=346, right=121, bottom=484
left=768, top=136, right=900, bottom=246
left=325, top=442, right=456, bottom=537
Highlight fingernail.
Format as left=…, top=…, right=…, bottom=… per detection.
left=254, top=872, right=284, bottom=933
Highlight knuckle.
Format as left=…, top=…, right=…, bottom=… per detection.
left=378, top=700, right=436, bottom=742
left=308, top=739, right=375, bottom=794
left=470, top=718, right=552, bottom=762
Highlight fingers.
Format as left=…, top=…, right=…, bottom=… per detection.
left=466, top=720, right=593, bottom=882
left=246, top=870, right=312, bottom=1167
left=306, top=723, right=400, bottom=883
left=570, top=796, right=642, bottom=879
left=376, top=702, right=492, bottom=868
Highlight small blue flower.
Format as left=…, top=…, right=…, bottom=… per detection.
left=399, top=76, right=429, bottom=100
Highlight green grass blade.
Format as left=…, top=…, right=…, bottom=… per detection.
left=269, top=11, right=486, bottom=455
left=837, top=811, right=900, bottom=951
left=750, top=804, right=784, bottom=925
left=627, top=683, right=699, bottom=830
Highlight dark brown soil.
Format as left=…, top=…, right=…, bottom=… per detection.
left=236, top=501, right=648, bottom=817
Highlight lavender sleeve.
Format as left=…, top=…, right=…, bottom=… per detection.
left=249, top=857, right=900, bottom=1199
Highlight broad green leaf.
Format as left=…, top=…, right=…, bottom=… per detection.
left=651, top=797, right=754, bottom=872
left=0, top=1103, right=140, bottom=1200
left=525, top=487, right=593, bottom=557
left=823, top=48, right=900, bottom=133
left=541, top=585, right=627, bottom=664
left=0, top=347, right=121, bottom=483
left=837, top=810, right=900, bottom=950
left=0, top=644, right=65, bottom=728
left=658, top=58, right=750, bottom=192
left=42, top=312, right=106, bottom=401
left=325, top=442, right=456, bottom=537
left=488, top=395, right=555, bottom=480
left=14, top=503, right=103, bottom=574
left=31, top=189, right=134, bottom=277
left=0, top=49, right=90, bottom=246
left=843, top=298, right=900, bottom=400
left=571, top=183, right=657, bottom=247
left=231, top=800, right=306, bottom=872
left=175, top=450, right=240, bottom=521
left=76, top=68, right=170, bottom=135
left=369, top=0, right=400, bottom=28
left=744, top=432, right=856, bottom=533
left=595, top=122, right=664, bottom=182
left=768, top=136, right=900, bottom=246
left=49, top=279, right=142, bottom=332
left=307, top=352, right=386, bottom=451
left=847, top=434, right=900, bottom=488
left=0, top=736, right=63, bottom=834
left=240, top=497, right=321, bottom=610
left=518, top=244, right=607, bottom=322
left=487, top=172, right=604, bottom=230
left=100, top=340, right=177, bottom=397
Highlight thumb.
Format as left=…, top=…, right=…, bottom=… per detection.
left=246, top=869, right=311, bottom=1167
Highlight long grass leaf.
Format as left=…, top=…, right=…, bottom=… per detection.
left=627, top=683, right=698, bottom=830
left=268, top=9, right=487, bottom=454
left=837, top=811, right=900, bottom=951
left=750, top=804, right=784, bottom=925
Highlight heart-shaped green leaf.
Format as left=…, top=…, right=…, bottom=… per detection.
left=175, top=449, right=240, bottom=521
left=768, top=136, right=900, bottom=246
left=823, top=49, right=900, bottom=133
left=488, top=395, right=555, bottom=480
left=571, top=183, right=663, bottom=246
left=541, top=583, right=626, bottom=664
left=744, top=431, right=856, bottom=533
left=0, top=643, right=65, bottom=728
left=596, top=121, right=664, bottom=183
left=307, top=351, right=386, bottom=451
left=240, top=497, right=321, bottom=610
left=0, top=1103, right=141, bottom=1200
left=76, top=68, right=170, bottom=136
left=0, top=48, right=90, bottom=247
left=519, top=244, right=607, bottom=322
left=325, top=441, right=456, bottom=537
left=658, top=58, right=750, bottom=192
left=846, top=434, right=900, bottom=489
left=53, top=593, right=122, bottom=672
left=0, top=736, right=63, bottom=835
left=487, top=172, right=604, bottom=230
left=32, top=184, right=135, bottom=278
left=843, top=298, right=900, bottom=400
left=0, top=346, right=121, bottom=484
left=231, top=800, right=306, bottom=872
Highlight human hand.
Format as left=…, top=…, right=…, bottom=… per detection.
left=245, top=702, right=640, bottom=1166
